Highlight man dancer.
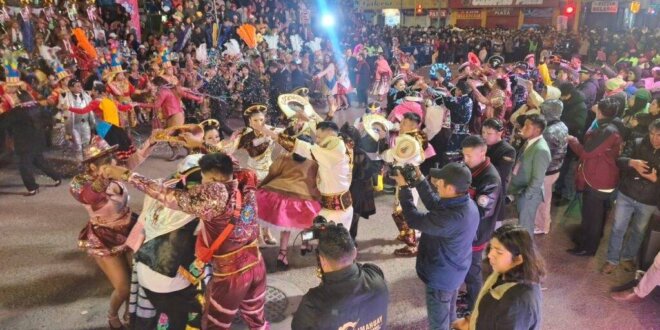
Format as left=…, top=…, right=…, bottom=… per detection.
left=100, top=153, right=268, bottom=330
left=59, top=78, right=94, bottom=160
left=255, top=120, right=353, bottom=229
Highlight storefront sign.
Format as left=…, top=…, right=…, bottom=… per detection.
left=472, top=0, right=542, bottom=5
left=523, top=8, right=553, bottom=17
left=591, top=1, right=618, bottom=13
left=456, top=9, right=482, bottom=19
left=429, top=9, right=448, bottom=17
left=489, top=8, right=517, bottom=16
left=358, top=0, right=448, bottom=10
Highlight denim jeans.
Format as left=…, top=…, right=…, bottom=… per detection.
left=425, top=286, right=457, bottom=330
left=606, top=192, right=657, bottom=265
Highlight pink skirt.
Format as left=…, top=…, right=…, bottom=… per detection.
left=257, top=189, right=321, bottom=230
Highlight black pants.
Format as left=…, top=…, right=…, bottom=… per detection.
left=464, top=250, right=483, bottom=311
left=349, top=212, right=361, bottom=241
left=18, top=151, right=61, bottom=191
left=143, top=285, right=202, bottom=330
left=576, top=187, right=613, bottom=254
left=357, top=87, right=368, bottom=105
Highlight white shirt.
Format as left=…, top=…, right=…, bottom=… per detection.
left=293, top=135, right=350, bottom=195
left=524, top=135, right=543, bottom=152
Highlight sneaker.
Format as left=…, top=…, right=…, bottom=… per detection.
left=601, top=262, right=617, bottom=274
left=534, top=228, right=548, bottom=235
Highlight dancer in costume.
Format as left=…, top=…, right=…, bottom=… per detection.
left=0, top=66, right=62, bottom=196
left=106, top=54, right=148, bottom=129
left=71, top=135, right=157, bottom=329
left=372, top=54, right=392, bottom=102
left=188, top=105, right=281, bottom=245
left=255, top=120, right=354, bottom=229
left=256, top=134, right=321, bottom=271
left=126, top=156, right=203, bottom=330
left=100, top=153, right=268, bottom=330
left=58, top=78, right=94, bottom=159
left=382, top=112, right=428, bottom=257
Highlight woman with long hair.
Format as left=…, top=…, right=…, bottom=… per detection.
left=72, top=135, right=157, bottom=329
left=452, top=224, right=545, bottom=330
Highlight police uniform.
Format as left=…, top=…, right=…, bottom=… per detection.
left=465, top=158, right=502, bottom=312
left=486, top=140, right=516, bottom=221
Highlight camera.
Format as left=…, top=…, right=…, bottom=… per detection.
left=301, top=215, right=332, bottom=242
left=388, top=164, right=419, bottom=185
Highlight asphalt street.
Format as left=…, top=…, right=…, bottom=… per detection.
left=0, top=105, right=658, bottom=329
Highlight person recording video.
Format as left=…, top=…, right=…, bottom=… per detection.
left=292, top=221, right=389, bottom=330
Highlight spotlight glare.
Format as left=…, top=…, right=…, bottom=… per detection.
left=321, top=14, right=335, bottom=28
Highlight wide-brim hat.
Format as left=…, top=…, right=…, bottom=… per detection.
left=362, top=114, right=391, bottom=141
left=243, top=104, right=268, bottom=117
left=393, top=134, right=422, bottom=164
left=83, top=136, right=118, bottom=163
left=367, top=101, right=381, bottom=114
left=290, top=87, right=309, bottom=97
left=391, top=74, right=405, bottom=87
left=487, top=55, right=505, bottom=69
left=277, top=94, right=319, bottom=119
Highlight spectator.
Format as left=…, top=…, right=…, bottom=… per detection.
left=566, top=98, right=624, bottom=256
left=452, top=225, right=544, bottom=330
left=508, top=114, right=551, bottom=236
left=534, top=100, right=569, bottom=235
left=393, top=162, right=479, bottom=330
left=460, top=136, right=502, bottom=312
left=602, top=119, right=660, bottom=273
left=291, top=223, right=389, bottom=330
left=482, top=118, right=516, bottom=222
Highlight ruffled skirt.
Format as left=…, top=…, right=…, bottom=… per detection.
left=78, top=212, right=137, bottom=257
left=256, top=189, right=321, bottom=231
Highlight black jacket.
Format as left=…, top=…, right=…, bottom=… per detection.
left=560, top=90, right=588, bottom=138
left=399, top=179, right=479, bottom=291
left=616, top=136, right=660, bottom=207
left=577, top=78, right=599, bottom=109
left=474, top=276, right=542, bottom=330
left=469, top=160, right=502, bottom=248
left=487, top=140, right=516, bottom=221
left=0, top=94, right=47, bottom=155
left=292, top=263, right=388, bottom=330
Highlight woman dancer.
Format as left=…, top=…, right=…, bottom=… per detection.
left=257, top=135, right=321, bottom=270
left=71, top=134, right=157, bottom=329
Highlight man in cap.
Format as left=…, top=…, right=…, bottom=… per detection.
left=392, top=162, right=479, bottom=330
left=577, top=66, right=599, bottom=110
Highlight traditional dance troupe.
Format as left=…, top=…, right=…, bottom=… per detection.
left=2, top=1, right=660, bottom=329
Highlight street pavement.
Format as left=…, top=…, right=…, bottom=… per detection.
left=0, top=104, right=658, bottom=330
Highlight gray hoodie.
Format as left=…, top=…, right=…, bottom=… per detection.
left=541, top=99, right=569, bottom=174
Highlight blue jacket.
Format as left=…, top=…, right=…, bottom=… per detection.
left=399, top=179, right=479, bottom=291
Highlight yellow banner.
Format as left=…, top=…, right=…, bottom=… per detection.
left=358, top=0, right=448, bottom=10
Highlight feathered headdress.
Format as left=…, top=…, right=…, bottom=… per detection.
left=237, top=24, right=257, bottom=49
left=305, top=38, right=322, bottom=52
left=72, top=27, right=98, bottom=59
left=222, top=39, right=242, bottom=58
left=3, top=56, right=22, bottom=87
left=264, top=35, right=278, bottom=51
left=290, top=34, right=303, bottom=53
left=54, top=64, right=71, bottom=82
left=161, top=49, right=172, bottom=69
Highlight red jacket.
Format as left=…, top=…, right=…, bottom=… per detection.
left=569, top=119, right=623, bottom=190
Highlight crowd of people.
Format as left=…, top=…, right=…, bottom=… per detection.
left=1, top=0, right=659, bottom=329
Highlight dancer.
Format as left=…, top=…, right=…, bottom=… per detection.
left=100, top=153, right=268, bottom=330
left=0, top=66, right=62, bottom=196
left=255, top=120, right=354, bottom=229
left=257, top=134, right=321, bottom=270
left=71, top=135, right=157, bottom=329
left=58, top=78, right=94, bottom=159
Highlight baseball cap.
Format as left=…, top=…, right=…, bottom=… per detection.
left=429, top=163, right=472, bottom=193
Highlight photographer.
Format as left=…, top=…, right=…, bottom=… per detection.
left=292, top=222, right=389, bottom=330
left=392, top=163, right=479, bottom=330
